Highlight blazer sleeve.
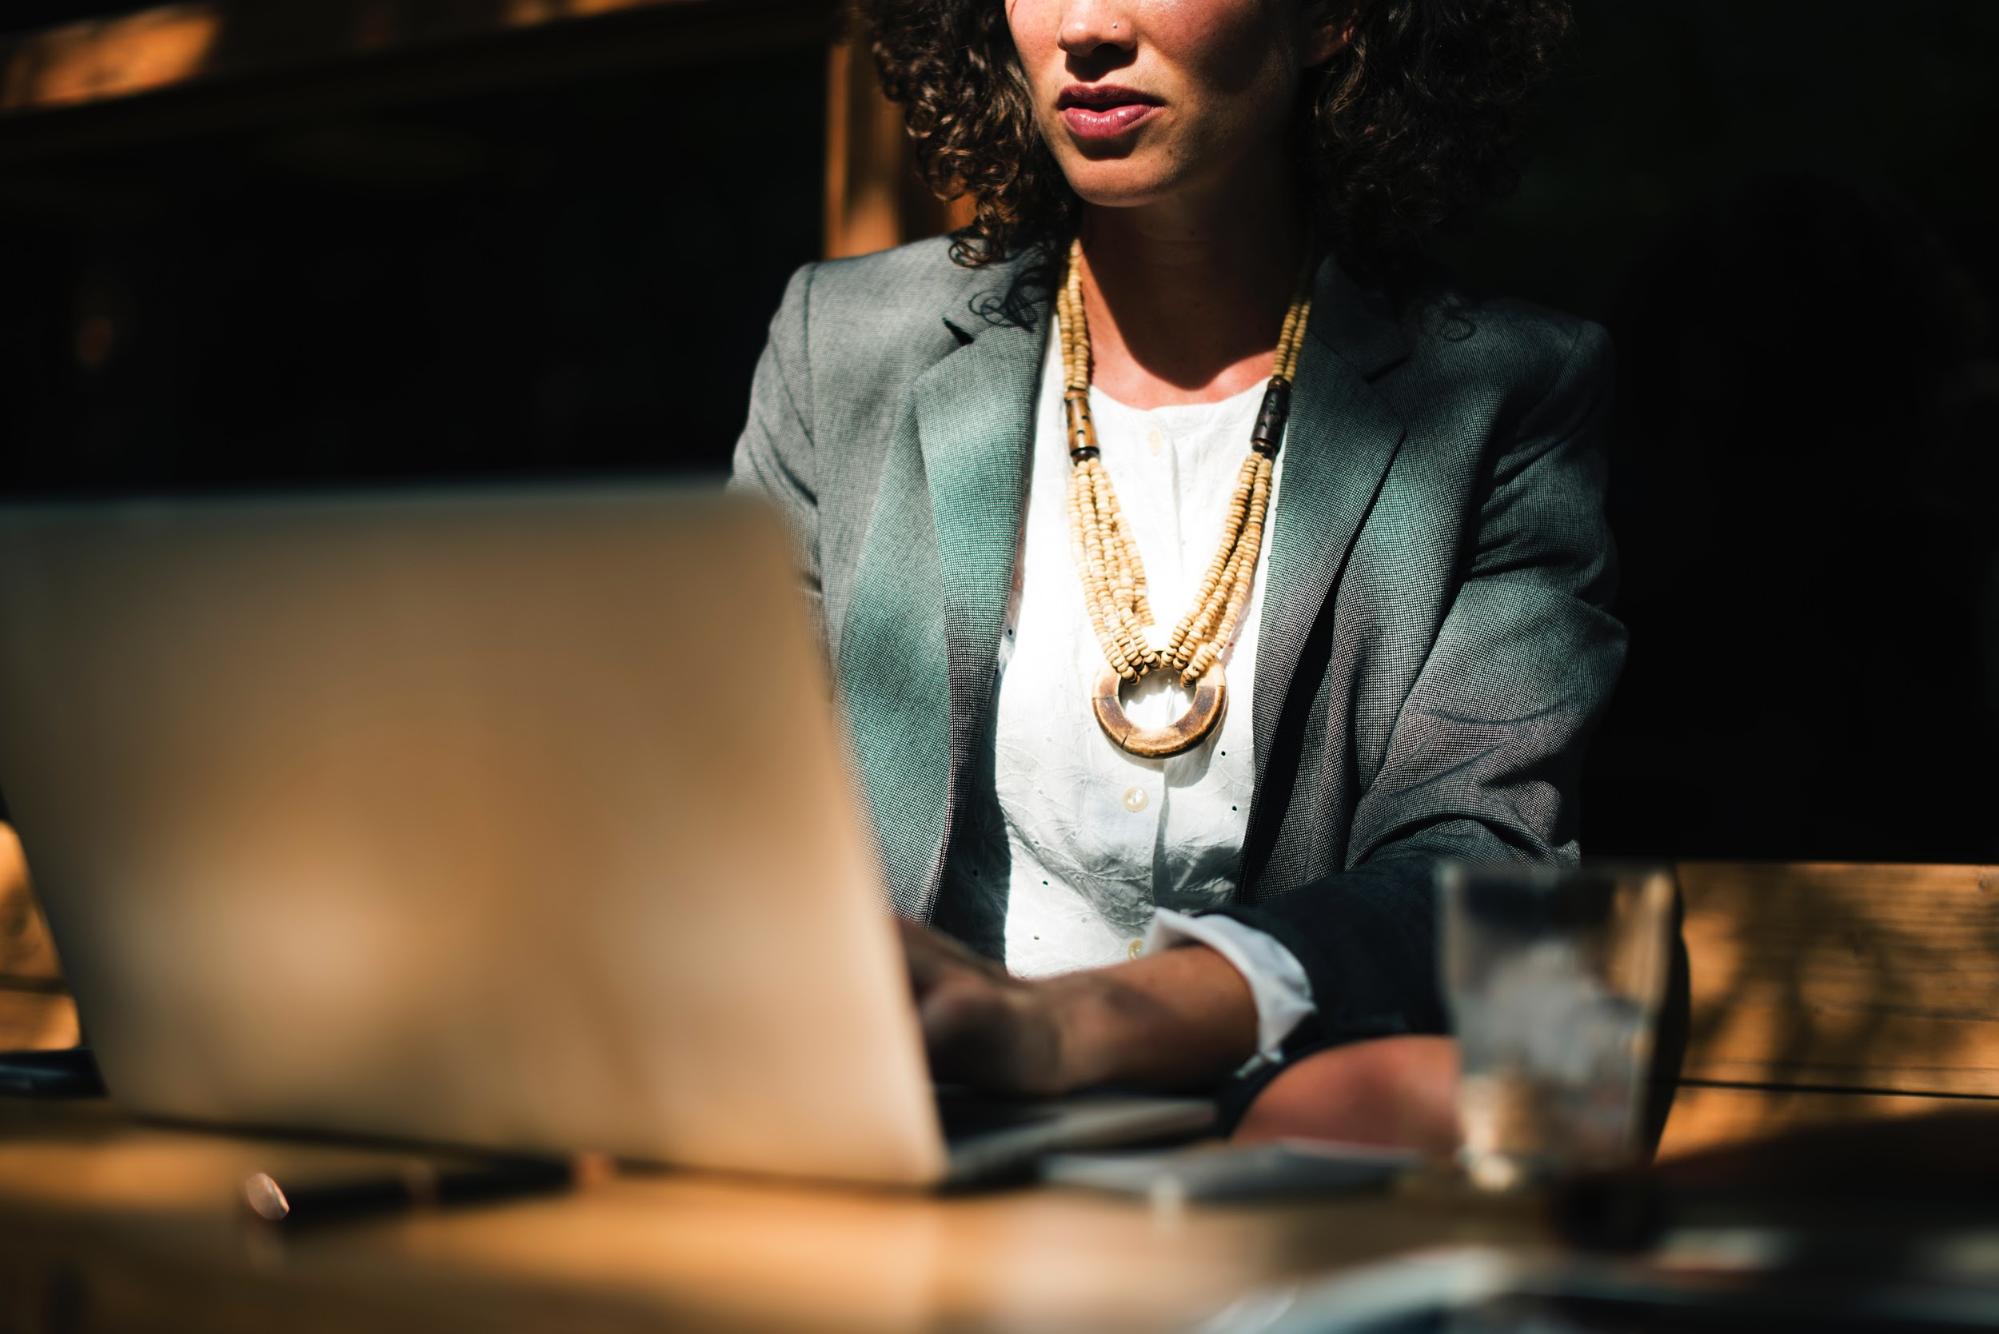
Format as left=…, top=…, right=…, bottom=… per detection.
left=728, top=264, right=824, bottom=636
left=1214, top=321, right=1629, bottom=1051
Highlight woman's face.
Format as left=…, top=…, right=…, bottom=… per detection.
left=1005, top=0, right=1345, bottom=213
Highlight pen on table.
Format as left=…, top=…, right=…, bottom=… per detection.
left=241, top=1153, right=611, bottom=1228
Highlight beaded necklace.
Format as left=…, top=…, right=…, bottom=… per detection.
left=1058, top=237, right=1313, bottom=758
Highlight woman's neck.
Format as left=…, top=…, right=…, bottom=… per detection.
left=1074, top=173, right=1311, bottom=409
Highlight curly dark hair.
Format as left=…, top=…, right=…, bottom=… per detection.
left=861, top=0, right=1572, bottom=278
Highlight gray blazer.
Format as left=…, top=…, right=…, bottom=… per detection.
left=731, top=236, right=1623, bottom=1051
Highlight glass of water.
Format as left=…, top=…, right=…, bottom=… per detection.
left=1440, top=862, right=1676, bottom=1191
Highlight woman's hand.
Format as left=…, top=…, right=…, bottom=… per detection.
left=897, top=920, right=1073, bottom=1095
left=897, top=919, right=1259, bottom=1096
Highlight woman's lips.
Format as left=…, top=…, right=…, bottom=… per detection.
left=1059, top=102, right=1160, bottom=141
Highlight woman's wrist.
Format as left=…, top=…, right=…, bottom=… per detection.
left=1034, top=944, right=1261, bottom=1093
left=899, top=920, right=1259, bottom=1097
left=1034, top=969, right=1119, bottom=1092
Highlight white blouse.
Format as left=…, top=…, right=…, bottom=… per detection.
left=944, top=328, right=1315, bottom=1061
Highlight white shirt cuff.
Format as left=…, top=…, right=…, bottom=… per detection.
left=1145, top=908, right=1316, bottom=1071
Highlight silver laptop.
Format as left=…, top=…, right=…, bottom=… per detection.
left=0, top=486, right=1210, bottom=1186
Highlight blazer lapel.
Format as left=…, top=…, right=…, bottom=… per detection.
left=837, top=283, right=1045, bottom=918
left=1246, top=260, right=1411, bottom=855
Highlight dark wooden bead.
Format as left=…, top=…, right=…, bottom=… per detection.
left=1063, top=393, right=1099, bottom=455
left=1250, top=377, right=1292, bottom=457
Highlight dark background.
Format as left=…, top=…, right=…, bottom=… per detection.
left=1, top=1, right=1994, bottom=862
left=0, top=14, right=825, bottom=491
left=1438, top=3, right=1999, bottom=864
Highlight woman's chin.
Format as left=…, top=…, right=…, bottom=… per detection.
left=1063, top=169, right=1185, bottom=215
left=1060, top=147, right=1249, bottom=219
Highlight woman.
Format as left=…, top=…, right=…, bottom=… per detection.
left=733, top=0, right=1619, bottom=1150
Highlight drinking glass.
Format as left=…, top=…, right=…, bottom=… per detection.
left=1440, top=862, right=1675, bottom=1191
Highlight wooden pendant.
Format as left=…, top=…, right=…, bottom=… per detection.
left=1091, top=663, right=1227, bottom=759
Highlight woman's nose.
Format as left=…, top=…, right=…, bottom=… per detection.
left=1057, top=1, right=1136, bottom=60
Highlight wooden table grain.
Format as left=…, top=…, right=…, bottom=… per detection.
left=1677, top=861, right=1999, bottom=1098
left=0, top=1099, right=1542, bottom=1334
left=1659, top=861, right=1999, bottom=1158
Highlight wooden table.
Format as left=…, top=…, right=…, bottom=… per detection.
left=0, top=1099, right=1544, bottom=1334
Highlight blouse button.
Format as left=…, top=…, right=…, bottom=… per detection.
left=1145, top=427, right=1165, bottom=456
left=1121, top=786, right=1148, bottom=813
left=1127, top=938, right=1145, bottom=960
